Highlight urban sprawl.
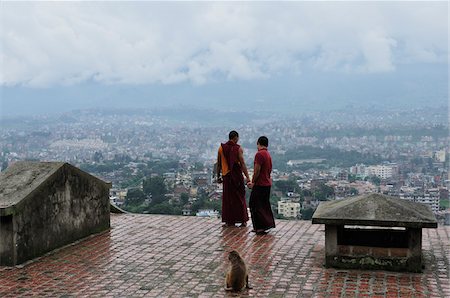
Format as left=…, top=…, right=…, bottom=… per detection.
left=1, top=106, right=448, bottom=222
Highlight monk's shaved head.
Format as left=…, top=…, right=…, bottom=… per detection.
left=229, top=131, right=239, bottom=140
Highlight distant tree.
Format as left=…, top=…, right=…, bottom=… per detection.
left=180, top=193, right=189, bottom=205
left=143, top=176, right=167, bottom=204
left=125, top=189, right=146, bottom=206
left=300, top=208, right=315, bottom=220
left=271, top=145, right=383, bottom=171
left=301, top=189, right=313, bottom=198
left=274, top=179, right=298, bottom=193
left=313, top=183, right=335, bottom=201
left=80, top=162, right=122, bottom=173
left=147, top=202, right=180, bottom=215
left=147, top=160, right=179, bottom=174
left=1, top=161, right=8, bottom=171
left=275, top=213, right=286, bottom=220
left=191, top=197, right=206, bottom=214
left=114, top=154, right=132, bottom=163
left=369, top=176, right=381, bottom=186
left=427, top=158, right=433, bottom=169
left=126, top=205, right=147, bottom=213
left=411, top=157, right=423, bottom=166
left=269, top=195, right=281, bottom=211
left=203, top=199, right=222, bottom=213
left=192, top=162, right=204, bottom=171
left=93, top=151, right=103, bottom=163
left=348, top=174, right=357, bottom=183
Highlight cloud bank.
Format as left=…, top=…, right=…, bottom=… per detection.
left=0, top=2, right=447, bottom=87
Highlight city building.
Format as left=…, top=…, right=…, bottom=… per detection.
left=278, top=199, right=300, bottom=218
left=399, top=194, right=440, bottom=213
left=434, top=150, right=446, bottom=163
left=365, top=163, right=398, bottom=179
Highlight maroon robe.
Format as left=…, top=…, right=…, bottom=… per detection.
left=249, top=186, right=275, bottom=231
left=221, top=141, right=249, bottom=224
left=249, top=148, right=275, bottom=231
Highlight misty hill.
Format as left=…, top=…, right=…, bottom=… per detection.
left=1, top=64, right=447, bottom=117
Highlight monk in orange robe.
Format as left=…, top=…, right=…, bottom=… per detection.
left=216, top=131, right=251, bottom=227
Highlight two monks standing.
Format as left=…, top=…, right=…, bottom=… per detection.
left=217, top=131, right=275, bottom=233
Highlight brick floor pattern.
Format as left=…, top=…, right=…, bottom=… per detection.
left=0, top=214, right=449, bottom=297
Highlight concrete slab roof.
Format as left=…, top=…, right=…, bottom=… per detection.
left=0, top=161, right=110, bottom=216
left=312, top=193, right=437, bottom=228
left=0, top=161, right=65, bottom=210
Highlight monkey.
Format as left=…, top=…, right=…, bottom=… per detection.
left=224, top=250, right=252, bottom=292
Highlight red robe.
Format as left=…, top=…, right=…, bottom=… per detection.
left=221, top=141, right=249, bottom=224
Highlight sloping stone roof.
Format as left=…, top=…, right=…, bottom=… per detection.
left=0, top=161, right=109, bottom=216
left=0, top=162, right=64, bottom=210
left=312, top=193, right=437, bottom=228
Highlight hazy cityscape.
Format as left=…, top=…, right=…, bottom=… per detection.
left=1, top=104, right=448, bottom=221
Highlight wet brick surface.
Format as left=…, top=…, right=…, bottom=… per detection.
left=0, top=214, right=449, bottom=297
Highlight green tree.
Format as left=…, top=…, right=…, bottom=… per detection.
left=192, top=162, right=204, bottom=171
left=191, top=197, right=206, bottom=214
left=274, top=179, right=298, bottom=193
left=301, top=189, right=313, bottom=198
left=125, top=188, right=146, bottom=206
left=300, top=208, right=315, bottom=220
left=126, top=205, right=147, bottom=213
left=180, top=193, right=189, bottom=205
left=348, top=174, right=357, bottom=183
left=1, top=160, right=8, bottom=171
left=147, top=202, right=180, bottom=215
left=147, top=160, right=179, bottom=174
left=143, top=176, right=167, bottom=204
left=369, top=176, right=381, bottom=186
left=313, top=183, right=335, bottom=201
left=275, top=213, right=286, bottom=220
left=92, top=151, right=103, bottom=163
left=203, top=199, right=222, bottom=213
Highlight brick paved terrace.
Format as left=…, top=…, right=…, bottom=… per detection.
left=0, top=214, right=449, bottom=297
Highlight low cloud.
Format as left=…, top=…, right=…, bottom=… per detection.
left=0, top=2, right=447, bottom=87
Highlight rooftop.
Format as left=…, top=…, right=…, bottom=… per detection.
left=0, top=214, right=449, bottom=297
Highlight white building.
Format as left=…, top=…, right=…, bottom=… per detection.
left=434, top=150, right=446, bottom=163
left=399, top=195, right=440, bottom=213
left=365, top=164, right=398, bottom=179
left=196, top=209, right=219, bottom=218
left=278, top=200, right=300, bottom=218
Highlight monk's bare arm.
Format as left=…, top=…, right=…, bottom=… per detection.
left=252, top=163, right=261, bottom=184
left=238, top=147, right=250, bottom=182
left=216, top=151, right=222, bottom=178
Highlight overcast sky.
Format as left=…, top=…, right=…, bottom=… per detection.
left=1, top=1, right=448, bottom=88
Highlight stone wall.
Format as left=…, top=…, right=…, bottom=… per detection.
left=1, top=163, right=110, bottom=266
left=0, top=215, right=14, bottom=265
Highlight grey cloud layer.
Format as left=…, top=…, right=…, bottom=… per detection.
left=0, top=2, right=447, bottom=87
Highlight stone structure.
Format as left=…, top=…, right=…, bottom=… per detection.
left=0, top=162, right=111, bottom=266
left=312, top=193, right=437, bottom=272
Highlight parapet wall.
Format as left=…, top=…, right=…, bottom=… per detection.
left=0, top=162, right=110, bottom=266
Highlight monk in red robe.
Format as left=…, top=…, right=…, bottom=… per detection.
left=216, top=131, right=251, bottom=227
left=248, top=136, right=275, bottom=234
